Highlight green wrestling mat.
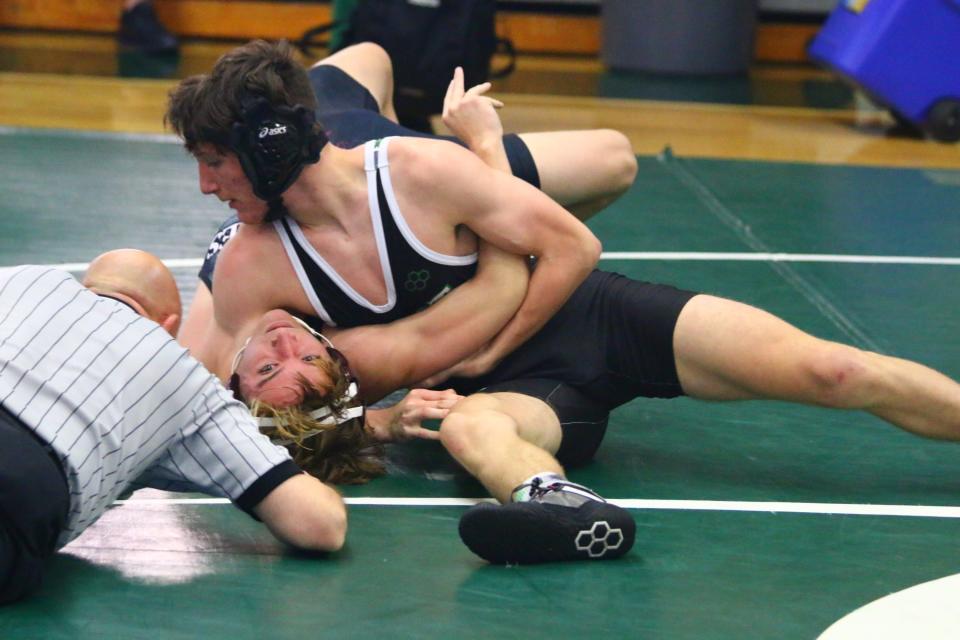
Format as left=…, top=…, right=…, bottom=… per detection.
left=2, top=126, right=959, bottom=640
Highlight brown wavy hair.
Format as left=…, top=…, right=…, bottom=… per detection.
left=230, top=357, right=386, bottom=485
left=166, top=39, right=320, bottom=153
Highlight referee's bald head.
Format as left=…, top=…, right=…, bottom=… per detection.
left=83, top=249, right=182, bottom=337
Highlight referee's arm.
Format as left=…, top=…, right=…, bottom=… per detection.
left=254, top=473, right=347, bottom=551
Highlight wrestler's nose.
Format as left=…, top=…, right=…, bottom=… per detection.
left=198, top=163, right=218, bottom=195
left=270, top=331, right=298, bottom=357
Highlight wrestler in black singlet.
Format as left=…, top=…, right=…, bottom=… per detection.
left=200, top=65, right=700, bottom=466
left=200, top=138, right=478, bottom=327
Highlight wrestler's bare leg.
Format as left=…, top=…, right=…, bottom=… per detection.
left=313, top=42, right=399, bottom=123
left=518, top=129, right=638, bottom=221
left=439, top=392, right=563, bottom=503
left=674, top=295, right=960, bottom=440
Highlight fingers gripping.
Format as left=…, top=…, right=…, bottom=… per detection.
left=397, top=389, right=463, bottom=440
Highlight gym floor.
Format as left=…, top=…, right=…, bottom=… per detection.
left=1, top=32, right=959, bottom=639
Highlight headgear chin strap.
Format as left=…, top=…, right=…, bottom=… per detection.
left=264, top=198, right=288, bottom=223
left=288, top=315, right=333, bottom=345
left=257, top=381, right=364, bottom=444
left=230, top=94, right=325, bottom=211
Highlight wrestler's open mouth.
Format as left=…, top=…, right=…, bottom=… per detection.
left=265, top=321, right=296, bottom=333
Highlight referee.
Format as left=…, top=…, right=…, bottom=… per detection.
left=0, top=250, right=346, bottom=604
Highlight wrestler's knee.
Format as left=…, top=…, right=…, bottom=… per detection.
left=354, top=42, right=392, bottom=74
left=314, top=41, right=392, bottom=75
left=439, top=395, right=514, bottom=459
left=596, top=129, right=637, bottom=193
left=799, top=342, right=877, bottom=409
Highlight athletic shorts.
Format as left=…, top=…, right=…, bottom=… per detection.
left=447, top=271, right=699, bottom=467
left=0, top=404, right=69, bottom=604
left=308, top=64, right=540, bottom=188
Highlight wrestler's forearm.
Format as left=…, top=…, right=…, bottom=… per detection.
left=255, top=474, right=347, bottom=551
left=394, top=244, right=527, bottom=376
left=483, top=247, right=596, bottom=364
left=441, top=66, right=510, bottom=174
left=364, top=407, right=398, bottom=441
left=457, top=108, right=596, bottom=363
left=466, top=136, right=511, bottom=174
left=348, top=244, right=527, bottom=398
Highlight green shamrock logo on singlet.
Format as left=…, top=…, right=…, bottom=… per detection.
left=405, top=269, right=431, bottom=292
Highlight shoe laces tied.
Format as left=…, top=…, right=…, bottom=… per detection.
left=523, top=477, right=605, bottom=506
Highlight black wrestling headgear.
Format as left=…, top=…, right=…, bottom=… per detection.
left=230, top=94, right=325, bottom=219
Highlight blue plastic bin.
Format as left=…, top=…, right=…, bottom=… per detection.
left=809, top=0, right=960, bottom=141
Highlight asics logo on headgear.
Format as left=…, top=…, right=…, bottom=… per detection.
left=258, top=124, right=288, bottom=138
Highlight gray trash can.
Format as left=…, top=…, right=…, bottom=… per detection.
left=602, top=0, right=759, bottom=74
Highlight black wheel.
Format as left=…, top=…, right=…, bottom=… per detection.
left=888, top=108, right=924, bottom=138
left=926, top=98, right=960, bottom=143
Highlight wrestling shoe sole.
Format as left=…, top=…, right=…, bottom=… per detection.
left=458, top=500, right=635, bottom=564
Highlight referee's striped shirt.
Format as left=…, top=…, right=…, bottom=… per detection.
left=0, top=266, right=299, bottom=547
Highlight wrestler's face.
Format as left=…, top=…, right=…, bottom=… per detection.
left=195, top=144, right=269, bottom=224
left=234, top=310, right=334, bottom=407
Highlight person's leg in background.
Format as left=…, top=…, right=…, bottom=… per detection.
left=118, top=0, right=180, bottom=54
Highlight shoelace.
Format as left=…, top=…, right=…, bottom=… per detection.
left=527, top=477, right=551, bottom=500
left=526, top=477, right=605, bottom=502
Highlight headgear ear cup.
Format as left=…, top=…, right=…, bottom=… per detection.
left=230, top=95, right=326, bottom=203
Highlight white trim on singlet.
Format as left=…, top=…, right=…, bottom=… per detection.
left=361, top=138, right=398, bottom=312
left=271, top=136, right=480, bottom=324
left=272, top=219, right=336, bottom=326
left=376, top=139, right=478, bottom=267
left=267, top=140, right=404, bottom=321
left=277, top=216, right=397, bottom=317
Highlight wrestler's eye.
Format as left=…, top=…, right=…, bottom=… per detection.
left=302, top=355, right=319, bottom=362
left=197, top=154, right=223, bottom=168
left=258, top=363, right=276, bottom=374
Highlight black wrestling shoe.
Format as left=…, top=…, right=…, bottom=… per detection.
left=458, top=478, right=635, bottom=564
left=118, top=3, right=179, bottom=54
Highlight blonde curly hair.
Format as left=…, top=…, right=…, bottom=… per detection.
left=231, top=356, right=386, bottom=485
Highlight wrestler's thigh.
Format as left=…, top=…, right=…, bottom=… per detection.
left=673, top=294, right=828, bottom=401
left=517, top=129, right=635, bottom=207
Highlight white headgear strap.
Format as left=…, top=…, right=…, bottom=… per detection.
left=288, top=315, right=335, bottom=349
left=259, top=381, right=363, bottom=443
left=230, top=336, right=252, bottom=375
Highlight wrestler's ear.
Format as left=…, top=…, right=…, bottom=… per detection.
left=159, top=313, right=181, bottom=338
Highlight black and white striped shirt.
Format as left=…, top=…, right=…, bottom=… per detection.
left=0, top=266, right=297, bottom=547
